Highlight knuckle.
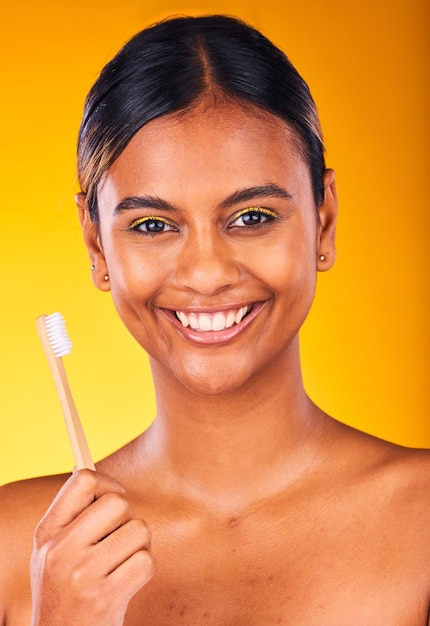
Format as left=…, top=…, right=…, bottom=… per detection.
left=131, top=518, right=152, bottom=544
left=43, top=537, right=67, bottom=572
left=33, top=516, right=61, bottom=548
left=68, top=562, right=89, bottom=590
left=139, top=549, right=157, bottom=577
left=73, top=467, right=97, bottom=488
left=33, top=520, right=48, bottom=547
left=131, top=549, right=157, bottom=581
left=103, top=490, right=129, bottom=516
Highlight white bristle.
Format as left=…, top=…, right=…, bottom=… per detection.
left=44, top=312, right=72, bottom=357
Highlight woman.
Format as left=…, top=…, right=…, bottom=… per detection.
left=1, top=15, right=429, bottom=625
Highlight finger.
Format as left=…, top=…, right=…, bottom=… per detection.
left=91, top=518, right=152, bottom=576
left=107, top=548, right=156, bottom=602
left=65, top=490, right=135, bottom=548
left=35, top=470, right=126, bottom=539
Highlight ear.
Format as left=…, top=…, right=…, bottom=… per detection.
left=75, top=193, right=111, bottom=292
left=316, top=168, right=338, bottom=272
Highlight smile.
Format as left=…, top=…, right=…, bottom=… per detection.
left=160, top=302, right=265, bottom=346
left=175, top=306, right=251, bottom=332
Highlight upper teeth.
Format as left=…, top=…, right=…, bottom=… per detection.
left=176, top=306, right=250, bottom=332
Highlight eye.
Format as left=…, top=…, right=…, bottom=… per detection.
left=128, top=216, right=178, bottom=235
left=229, top=207, right=277, bottom=228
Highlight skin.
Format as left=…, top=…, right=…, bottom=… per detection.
left=0, top=100, right=429, bottom=625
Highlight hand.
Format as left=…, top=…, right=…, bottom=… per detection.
left=30, top=469, right=155, bottom=626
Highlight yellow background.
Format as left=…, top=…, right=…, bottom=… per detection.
left=0, top=0, right=428, bottom=485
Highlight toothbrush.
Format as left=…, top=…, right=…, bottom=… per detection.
left=36, top=313, right=95, bottom=471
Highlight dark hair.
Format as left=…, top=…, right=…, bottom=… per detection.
left=78, top=15, right=326, bottom=222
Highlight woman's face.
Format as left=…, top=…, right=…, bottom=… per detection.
left=80, top=101, right=337, bottom=396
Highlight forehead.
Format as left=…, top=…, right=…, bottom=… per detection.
left=98, top=101, right=311, bottom=207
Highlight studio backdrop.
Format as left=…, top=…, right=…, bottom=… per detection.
left=0, top=0, right=428, bottom=484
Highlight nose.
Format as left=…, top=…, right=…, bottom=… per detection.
left=175, top=229, right=241, bottom=295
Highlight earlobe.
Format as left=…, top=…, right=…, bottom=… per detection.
left=317, top=168, right=338, bottom=272
left=75, top=193, right=111, bottom=292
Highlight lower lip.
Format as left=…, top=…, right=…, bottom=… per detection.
left=161, top=302, right=266, bottom=345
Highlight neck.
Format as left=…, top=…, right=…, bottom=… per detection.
left=139, top=340, right=327, bottom=509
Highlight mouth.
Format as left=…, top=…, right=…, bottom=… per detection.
left=160, top=301, right=265, bottom=345
left=175, top=305, right=251, bottom=332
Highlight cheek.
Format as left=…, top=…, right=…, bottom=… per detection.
left=103, top=236, right=169, bottom=307
left=245, top=228, right=317, bottom=293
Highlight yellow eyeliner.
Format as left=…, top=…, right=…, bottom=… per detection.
left=231, top=207, right=277, bottom=220
left=129, top=208, right=276, bottom=231
left=129, top=215, right=174, bottom=230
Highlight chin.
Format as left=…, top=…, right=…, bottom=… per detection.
left=154, top=351, right=258, bottom=398
left=180, top=375, right=248, bottom=398
left=179, top=367, right=253, bottom=398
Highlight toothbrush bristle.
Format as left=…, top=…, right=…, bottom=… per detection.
left=44, top=312, right=72, bottom=357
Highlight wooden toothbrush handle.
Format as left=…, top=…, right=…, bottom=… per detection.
left=36, top=316, right=95, bottom=471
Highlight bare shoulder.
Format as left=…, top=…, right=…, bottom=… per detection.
left=330, top=420, right=430, bottom=544
left=379, top=441, right=430, bottom=518
left=0, top=474, right=68, bottom=622
left=0, top=473, right=69, bottom=534
left=388, top=441, right=430, bottom=485
left=327, top=415, right=428, bottom=470
left=313, top=421, right=430, bottom=616
left=344, top=422, right=430, bottom=490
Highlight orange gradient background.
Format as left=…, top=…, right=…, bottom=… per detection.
left=0, top=0, right=428, bottom=485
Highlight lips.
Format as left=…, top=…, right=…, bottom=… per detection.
left=175, top=305, right=250, bottom=332
left=160, top=302, right=264, bottom=346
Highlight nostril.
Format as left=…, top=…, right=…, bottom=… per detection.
left=175, top=248, right=241, bottom=294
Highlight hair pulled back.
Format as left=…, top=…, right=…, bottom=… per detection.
left=78, top=15, right=326, bottom=221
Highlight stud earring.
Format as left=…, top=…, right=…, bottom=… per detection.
left=90, top=264, right=95, bottom=271
left=319, top=255, right=326, bottom=262
left=104, top=274, right=109, bottom=281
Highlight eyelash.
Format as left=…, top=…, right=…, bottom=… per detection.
left=128, top=216, right=178, bottom=235
left=228, top=207, right=277, bottom=229
left=128, top=207, right=277, bottom=235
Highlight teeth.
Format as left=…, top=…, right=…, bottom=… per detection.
left=212, top=312, right=227, bottom=331
left=235, top=306, right=247, bottom=324
left=225, top=311, right=235, bottom=328
left=199, top=314, right=212, bottom=332
left=177, top=311, right=190, bottom=327
left=176, top=306, right=250, bottom=332
left=188, top=313, right=199, bottom=330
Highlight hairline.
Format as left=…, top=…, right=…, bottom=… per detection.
left=83, top=93, right=321, bottom=223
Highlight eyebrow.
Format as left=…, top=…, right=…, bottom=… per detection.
left=220, top=184, right=293, bottom=208
left=114, top=195, right=177, bottom=215
left=113, top=183, right=293, bottom=215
